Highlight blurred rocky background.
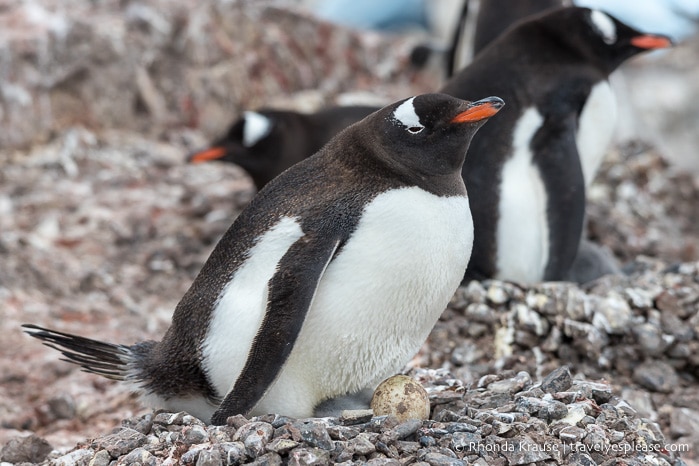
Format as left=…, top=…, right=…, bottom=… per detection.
left=1, top=0, right=698, bottom=465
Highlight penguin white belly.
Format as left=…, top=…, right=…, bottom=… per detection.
left=577, top=81, right=617, bottom=187
left=496, top=107, right=549, bottom=283
left=255, top=187, right=473, bottom=417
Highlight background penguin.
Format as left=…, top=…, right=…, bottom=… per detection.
left=24, top=93, right=504, bottom=425
left=440, top=6, right=672, bottom=283
left=189, top=105, right=377, bottom=190
left=447, top=0, right=566, bottom=77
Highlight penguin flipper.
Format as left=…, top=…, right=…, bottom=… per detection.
left=535, top=113, right=586, bottom=281
left=211, top=235, right=342, bottom=425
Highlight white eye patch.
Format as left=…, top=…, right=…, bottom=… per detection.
left=242, top=111, right=273, bottom=147
left=392, top=97, right=424, bottom=134
left=590, top=10, right=617, bottom=44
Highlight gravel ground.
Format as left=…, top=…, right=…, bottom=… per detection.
left=1, top=125, right=698, bottom=466
left=1, top=2, right=699, bottom=465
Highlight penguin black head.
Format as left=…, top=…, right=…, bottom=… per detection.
left=535, top=7, right=673, bottom=73
left=363, top=93, right=505, bottom=181
left=189, top=110, right=287, bottom=188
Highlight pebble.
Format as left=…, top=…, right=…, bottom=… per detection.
left=486, top=284, right=508, bottom=305
left=339, top=409, right=373, bottom=425
left=289, top=420, right=334, bottom=451
left=632, top=361, right=679, bottom=393
left=0, top=434, right=53, bottom=463
left=234, top=421, right=274, bottom=457
left=9, top=366, right=688, bottom=466
left=541, top=366, right=573, bottom=393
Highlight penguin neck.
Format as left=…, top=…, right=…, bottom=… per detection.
left=356, top=143, right=467, bottom=197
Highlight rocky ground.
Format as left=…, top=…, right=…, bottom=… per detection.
left=1, top=1, right=699, bottom=465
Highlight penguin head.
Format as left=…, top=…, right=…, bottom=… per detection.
left=188, top=111, right=296, bottom=189
left=369, top=93, right=504, bottom=178
left=540, top=7, right=673, bottom=73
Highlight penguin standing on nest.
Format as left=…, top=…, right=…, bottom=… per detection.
left=25, top=93, right=504, bottom=425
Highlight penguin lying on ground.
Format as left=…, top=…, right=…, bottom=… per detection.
left=189, top=105, right=377, bottom=190
left=442, top=6, right=672, bottom=283
left=24, top=93, right=504, bottom=425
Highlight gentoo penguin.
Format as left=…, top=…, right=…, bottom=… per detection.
left=189, top=105, right=377, bottom=190
left=447, top=0, right=565, bottom=76
left=24, top=93, right=504, bottom=425
left=440, top=7, right=672, bottom=283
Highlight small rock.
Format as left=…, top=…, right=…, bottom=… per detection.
left=565, top=451, right=596, bottom=466
left=515, top=304, right=549, bottom=336
left=486, top=284, right=509, bottom=305
left=287, top=447, right=330, bottom=466
left=592, top=292, right=632, bottom=335
left=633, top=323, right=666, bottom=356
left=182, top=424, right=210, bottom=445
left=558, top=426, right=586, bottom=443
left=91, top=428, right=147, bottom=458
left=541, top=366, right=573, bottom=393
left=382, top=419, right=422, bottom=442
left=220, top=442, right=246, bottom=465
left=487, top=371, right=531, bottom=394
left=196, top=448, right=223, bottom=466
left=421, top=451, right=465, bottom=466
left=289, top=420, right=334, bottom=450
left=498, top=436, right=551, bottom=465
left=89, top=449, right=111, bottom=466
left=265, top=438, right=299, bottom=454
left=558, top=403, right=588, bottom=426
left=632, top=361, right=678, bottom=393
left=120, top=447, right=157, bottom=466
left=327, top=425, right=360, bottom=441
left=53, top=448, right=94, bottom=466
left=348, top=432, right=376, bottom=456
left=539, top=400, right=569, bottom=421
left=625, top=287, right=654, bottom=309
left=670, top=407, right=699, bottom=437
left=47, top=394, right=76, bottom=420
left=248, top=452, right=283, bottom=466
left=620, top=388, right=656, bottom=420
left=0, top=434, right=53, bottom=463
left=339, top=409, right=373, bottom=425
left=451, top=432, right=481, bottom=453
left=463, top=303, right=498, bottom=324
left=234, top=422, right=274, bottom=457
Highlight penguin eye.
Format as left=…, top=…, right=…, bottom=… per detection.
left=407, top=126, right=424, bottom=134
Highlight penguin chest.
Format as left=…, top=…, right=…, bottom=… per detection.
left=258, top=187, right=474, bottom=415
left=496, top=107, right=549, bottom=283
left=577, top=81, right=617, bottom=187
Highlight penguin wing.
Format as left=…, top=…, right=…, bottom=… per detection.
left=211, top=234, right=342, bottom=424
left=533, top=113, right=586, bottom=280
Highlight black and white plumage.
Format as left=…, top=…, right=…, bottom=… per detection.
left=447, top=0, right=566, bottom=77
left=189, top=105, right=377, bottom=190
left=25, top=93, right=504, bottom=425
left=441, top=6, right=672, bottom=284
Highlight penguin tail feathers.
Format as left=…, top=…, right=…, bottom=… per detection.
left=22, top=324, right=134, bottom=381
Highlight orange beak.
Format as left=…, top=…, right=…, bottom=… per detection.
left=630, top=34, right=673, bottom=50
left=189, top=147, right=226, bottom=164
left=450, top=96, right=505, bottom=124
